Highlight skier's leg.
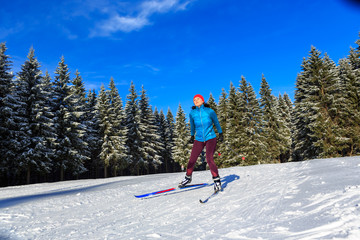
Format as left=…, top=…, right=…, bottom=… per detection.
left=205, top=138, right=219, bottom=177
left=186, top=140, right=205, bottom=176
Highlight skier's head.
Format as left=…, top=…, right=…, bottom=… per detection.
left=193, top=94, right=204, bottom=107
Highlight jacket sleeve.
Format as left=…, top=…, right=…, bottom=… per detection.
left=189, top=112, right=195, bottom=136
left=210, top=110, right=222, bottom=134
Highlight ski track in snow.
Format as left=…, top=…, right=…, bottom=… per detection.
left=0, top=157, right=360, bottom=239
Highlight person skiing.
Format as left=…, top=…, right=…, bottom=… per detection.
left=179, top=94, right=224, bottom=192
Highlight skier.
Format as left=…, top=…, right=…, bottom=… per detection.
left=179, top=94, right=224, bottom=192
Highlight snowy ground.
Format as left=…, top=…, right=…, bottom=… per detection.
left=1, top=157, right=360, bottom=240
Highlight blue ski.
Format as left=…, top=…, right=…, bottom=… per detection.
left=135, top=183, right=208, bottom=199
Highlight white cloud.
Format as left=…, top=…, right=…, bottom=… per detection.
left=96, top=15, right=149, bottom=35
left=123, top=63, right=160, bottom=73
left=140, top=0, right=179, bottom=16
left=91, top=0, right=193, bottom=37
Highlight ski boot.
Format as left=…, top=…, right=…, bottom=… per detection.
left=213, top=175, right=222, bottom=192
left=179, top=175, right=192, bottom=188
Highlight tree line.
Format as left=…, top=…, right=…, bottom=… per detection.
left=0, top=32, right=359, bottom=186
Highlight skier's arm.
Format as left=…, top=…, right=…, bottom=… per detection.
left=190, top=112, right=195, bottom=136
left=210, top=110, right=222, bottom=134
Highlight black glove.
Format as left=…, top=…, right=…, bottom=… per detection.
left=218, top=133, right=224, bottom=142
left=189, top=135, right=195, bottom=144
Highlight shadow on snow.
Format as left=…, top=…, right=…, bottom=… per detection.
left=0, top=180, right=125, bottom=209
left=140, top=174, right=240, bottom=200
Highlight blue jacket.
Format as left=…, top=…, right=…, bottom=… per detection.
left=189, top=105, right=222, bottom=142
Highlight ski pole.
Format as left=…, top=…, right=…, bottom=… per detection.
left=223, top=142, right=245, bottom=162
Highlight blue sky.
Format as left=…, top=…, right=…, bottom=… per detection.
left=1, top=0, right=360, bottom=116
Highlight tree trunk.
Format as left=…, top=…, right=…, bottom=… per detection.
left=27, top=166, right=31, bottom=184
left=60, top=166, right=64, bottom=181
left=104, top=166, right=108, bottom=178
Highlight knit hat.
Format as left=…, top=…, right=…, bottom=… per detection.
left=193, top=94, right=205, bottom=102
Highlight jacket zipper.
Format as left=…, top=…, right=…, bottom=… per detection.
left=199, top=107, right=205, bottom=142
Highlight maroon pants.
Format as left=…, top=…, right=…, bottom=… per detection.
left=186, top=138, right=219, bottom=177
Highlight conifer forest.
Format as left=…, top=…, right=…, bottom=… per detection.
left=1, top=33, right=359, bottom=187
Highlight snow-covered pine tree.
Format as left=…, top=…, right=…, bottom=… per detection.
left=338, top=58, right=360, bottom=156
left=13, top=48, right=55, bottom=184
left=165, top=108, right=177, bottom=172
left=84, top=89, right=101, bottom=177
left=216, top=89, right=228, bottom=167
left=0, top=42, right=16, bottom=185
left=153, top=108, right=166, bottom=172
left=311, top=54, right=342, bottom=158
left=107, top=78, right=128, bottom=176
left=207, top=93, right=217, bottom=114
left=173, top=104, right=191, bottom=170
left=259, top=74, right=282, bottom=163
left=223, top=82, right=242, bottom=167
left=323, top=33, right=360, bottom=156
left=40, top=71, right=57, bottom=175
left=348, top=32, right=360, bottom=70
left=52, top=57, right=86, bottom=181
left=71, top=70, right=91, bottom=175
left=237, top=77, right=252, bottom=165
left=139, top=86, right=162, bottom=174
left=277, top=94, right=292, bottom=162
left=96, top=84, right=111, bottom=177
left=293, top=52, right=317, bottom=161
left=293, top=47, right=340, bottom=160
left=344, top=34, right=360, bottom=155
left=293, top=50, right=315, bottom=161
left=238, top=76, right=263, bottom=165
left=124, top=81, right=144, bottom=175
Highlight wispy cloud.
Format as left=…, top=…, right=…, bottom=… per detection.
left=90, top=0, right=193, bottom=37
left=123, top=63, right=160, bottom=73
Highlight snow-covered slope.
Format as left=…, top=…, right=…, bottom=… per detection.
left=1, top=157, right=360, bottom=240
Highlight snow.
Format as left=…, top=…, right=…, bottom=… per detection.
left=1, top=157, right=360, bottom=240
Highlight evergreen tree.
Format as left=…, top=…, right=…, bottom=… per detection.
left=139, top=86, right=162, bottom=174
left=238, top=77, right=263, bottom=165
left=0, top=42, right=16, bottom=185
left=52, top=57, right=86, bottom=180
left=338, top=58, right=360, bottom=155
left=13, top=48, right=56, bottom=184
left=348, top=32, right=360, bottom=70
left=259, top=75, right=282, bottom=163
left=41, top=71, right=57, bottom=171
left=108, top=78, right=128, bottom=176
left=84, top=89, right=101, bottom=178
left=293, top=47, right=341, bottom=160
left=72, top=70, right=87, bottom=107
left=96, top=84, right=111, bottom=177
left=154, top=108, right=167, bottom=172
left=293, top=47, right=321, bottom=161
left=216, top=89, right=228, bottom=167
left=173, top=104, right=190, bottom=170
left=207, top=93, right=217, bottom=114
left=223, top=82, right=242, bottom=166
left=16, top=48, right=55, bottom=183
left=125, top=81, right=144, bottom=175
left=277, top=94, right=292, bottom=162
left=312, top=54, right=342, bottom=158
left=71, top=70, right=91, bottom=174
left=165, top=108, right=177, bottom=172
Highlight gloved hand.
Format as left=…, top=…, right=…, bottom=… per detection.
left=218, top=133, right=224, bottom=142
left=189, top=135, right=195, bottom=144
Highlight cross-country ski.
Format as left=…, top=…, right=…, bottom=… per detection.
left=199, top=190, right=221, bottom=203
left=134, top=183, right=208, bottom=198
